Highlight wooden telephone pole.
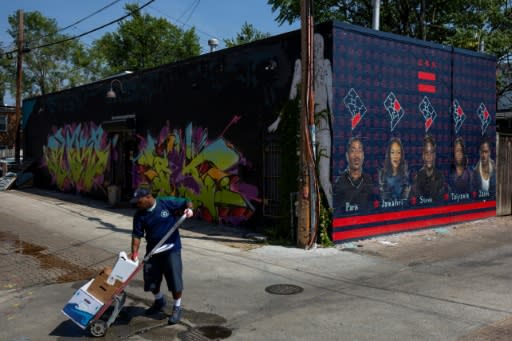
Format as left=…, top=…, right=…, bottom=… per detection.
left=14, top=9, right=24, bottom=165
left=297, top=0, right=317, bottom=248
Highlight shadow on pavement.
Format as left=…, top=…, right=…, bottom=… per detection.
left=49, top=320, right=89, bottom=338
left=15, top=187, right=265, bottom=245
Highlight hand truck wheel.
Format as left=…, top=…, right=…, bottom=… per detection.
left=90, top=320, right=107, bottom=337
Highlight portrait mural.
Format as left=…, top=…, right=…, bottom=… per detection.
left=331, top=24, right=496, bottom=243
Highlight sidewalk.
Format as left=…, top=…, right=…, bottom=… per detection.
left=17, top=187, right=265, bottom=248
left=1, top=188, right=511, bottom=340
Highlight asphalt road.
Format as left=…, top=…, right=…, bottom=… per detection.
left=1, top=188, right=512, bottom=340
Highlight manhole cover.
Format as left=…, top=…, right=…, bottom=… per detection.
left=179, top=326, right=232, bottom=340
left=265, top=284, right=304, bottom=295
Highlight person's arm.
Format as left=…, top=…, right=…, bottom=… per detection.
left=184, top=200, right=194, bottom=217
left=325, top=59, right=333, bottom=123
left=130, top=236, right=141, bottom=261
left=131, top=215, right=143, bottom=261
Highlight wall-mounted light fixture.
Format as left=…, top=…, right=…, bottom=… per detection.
left=106, top=79, right=124, bottom=99
left=265, top=59, right=278, bottom=71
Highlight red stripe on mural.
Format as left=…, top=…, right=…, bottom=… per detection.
left=418, top=71, right=436, bottom=81
left=333, top=209, right=496, bottom=241
left=418, top=84, right=436, bottom=93
left=332, top=201, right=496, bottom=228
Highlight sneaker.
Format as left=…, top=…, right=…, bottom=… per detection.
left=144, top=297, right=166, bottom=316
left=168, top=305, right=182, bottom=325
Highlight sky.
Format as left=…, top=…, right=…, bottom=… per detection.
left=0, top=0, right=300, bottom=104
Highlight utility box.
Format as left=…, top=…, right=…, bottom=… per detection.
left=107, top=185, right=120, bottom=206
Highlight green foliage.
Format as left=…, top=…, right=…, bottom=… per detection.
left=92, top=3, right=200, bottom=73
left=272, top=97, right=300, bottom=242
left=224, top=22, right=272, bottom=48
left=5, top=10, right=93, bottom=96
left=267, top=0, right=463, bottom=41
left=267, top=0, right=512, bottom=103
left=442, top=0, right=512, bottom=97
left=0, top=45, right=8, bottom=103
left=318, top=198, right=334, bottom=247
left=267, top=94, right=335, bottom=247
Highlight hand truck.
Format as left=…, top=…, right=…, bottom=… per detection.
left=87, top=214, right=188, bottom=337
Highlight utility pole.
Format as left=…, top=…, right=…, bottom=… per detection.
left=297, top=0, right=316, bottom=248
left=372, top=0, right=381, bottom=30
left=14, top=9, right=24, bottom=165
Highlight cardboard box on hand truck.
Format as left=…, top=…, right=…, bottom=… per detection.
left=108, top=251, right=139, bottom=284
left=61, top=267, right=123, bottom=329
left=87, top=267, right=123, bottom=303
left=62, top=279, right=103, bottom=329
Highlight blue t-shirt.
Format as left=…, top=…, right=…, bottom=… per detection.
left=132, top=197, right=188, bottom=253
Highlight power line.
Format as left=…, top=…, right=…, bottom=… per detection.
left=178, top=0, right=200, bottom=28
left=26, top=0, right=124, bottom=46
left=35, top=0, right=155, bottom=50
left=147, top=3, right=218, bottom=39
left=1, top=0, right=155, bottom=57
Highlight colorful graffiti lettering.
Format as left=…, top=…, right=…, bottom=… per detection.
left=42, top=122, right=117, bottom=193
left=133, top=119, right=259, bottom=225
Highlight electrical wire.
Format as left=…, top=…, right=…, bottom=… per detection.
left=180, top=0, right=201, bottom=28
left=1, top=0, right=155, bottom=57
left=25, top=0, right=124, bottom=46
left=147, top=3, right=218, bottom=39
left=176, top=0, right=199, bottom=23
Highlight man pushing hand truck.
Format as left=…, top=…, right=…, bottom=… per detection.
left=129, top=186, right=194, bottom=325
left=63, top=185, right=194, bottom=337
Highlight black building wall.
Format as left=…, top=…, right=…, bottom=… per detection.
left=22, top=25, right=336, bottom=228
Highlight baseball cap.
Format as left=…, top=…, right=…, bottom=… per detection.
left=129, top=187, right=152, bottom=203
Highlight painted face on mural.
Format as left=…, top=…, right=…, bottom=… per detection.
left=479, top=142, right=490, bottom=166
left=390, top=141, right=402, bottom=174
left=454, top=141, right=465, bottom=167
left=347, top=139, right=364, bottom=174
left=422, top=141, right=435, bottom=172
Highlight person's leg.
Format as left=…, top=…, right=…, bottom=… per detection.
left=143, top=255, right=166, bottom=315
left=163, top=251, right=183, bottom=324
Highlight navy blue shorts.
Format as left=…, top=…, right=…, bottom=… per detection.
left=143, top=250, right=183, bottom=293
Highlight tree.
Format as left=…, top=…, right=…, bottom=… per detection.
left=0, top=44, right=9, bottom=104
left=267, top=0, right=461, bottom=42
left=5, top=11, right=94, bottom=97
left=224, top=22, right=271, bottom=48
left=443, top=0, right=512, bottom=98
left=91, top=3, right=200, bottom=74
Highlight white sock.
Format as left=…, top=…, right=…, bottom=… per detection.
left=154, top=292, right=164, bottom=300
left=174, top=298, right=181, bottom=307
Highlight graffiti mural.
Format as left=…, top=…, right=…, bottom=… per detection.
left=133, top=119, right=259, bottom=225
left=42, top=122, right=117, bottom=193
